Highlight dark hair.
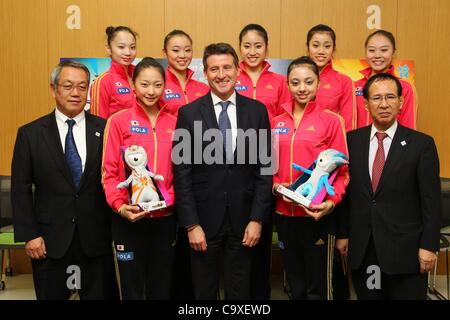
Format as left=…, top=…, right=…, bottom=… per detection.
left=239, top=24, right=268, bottom=46
left=105, top=26, right=138, bottom=46
left=203, top=43, right=239, bottom=69
left=362, top=73, right=402, bottom=99
left=287, top=56, right=320, bottom=79
left=132, top=57, right=165, bottom=83
left=50, top=60, right=90, bottom=85
left=364, top=29, right=396, bottom=50
left=306, top=24, right=336, bottom=47
left=163, top=29, right=193, bottom=50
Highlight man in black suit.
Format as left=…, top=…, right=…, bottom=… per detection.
left=336, top=73, right=441, bottom=299
left=11, top=60, right=116, bottom=299
left=172, top=43, right=273, bottom=299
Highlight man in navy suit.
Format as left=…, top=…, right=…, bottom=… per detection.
left=336, top=73, right=441, bottom=299
left=173, top=43, right=273, bottom=299
left=12, top=60, right=116, bottom=299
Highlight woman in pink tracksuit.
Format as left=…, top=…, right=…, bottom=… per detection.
left=102, top=57, right=176, bottom=299
left=237, top=23, right=291, bottom=299
left=161, top=30, right=209, bottom=117
left=355, top=30, right=417, bottom=129
left=307, top=24, right=356, bottom=132
left=90, top=26, right=137, bottom=119
left=272, top=56, right=349, bottom=300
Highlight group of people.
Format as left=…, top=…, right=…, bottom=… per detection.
left=11, top=23, right=441, bottom=301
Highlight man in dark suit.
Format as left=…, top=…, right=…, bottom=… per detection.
left=172, top=43, right=273, bottom=299
left=11, top=60, right=117, bottom=299
left=336, top=73, right=441, bottom=299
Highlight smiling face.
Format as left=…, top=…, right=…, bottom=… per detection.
left=125, top=145, right=147, bottom=169
left=204, top=54, right=239, bottom=100
left=365, top=34, right=395, bottom=74
left=365, top=79, right=403, bottom=131
left=239, top=30, right=268, bottom=70
left=107, top=31, right=137, bottom=66
left=307, top=32, right=334, bottom=70
left=287, top=65, right=319, bottom=107
left=51, top=66, right=88, bottom=118
left=133, top=67, right=165, bottom=109
left=164, top=35, right=193, bottom=72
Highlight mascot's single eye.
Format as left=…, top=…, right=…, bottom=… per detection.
left=134, top=157, right=138, bottom=162
left=319, top=159, right=323, bottom=162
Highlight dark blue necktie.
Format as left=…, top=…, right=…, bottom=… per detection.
left=218, top=101, right=232, bottom=160
left=65, top=119, right=82, bottom=189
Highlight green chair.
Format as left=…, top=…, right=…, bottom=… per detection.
left=0, top=175, right=25, bottom=290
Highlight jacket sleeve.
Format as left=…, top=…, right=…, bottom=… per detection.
left=101, top=116, right=128, bottom=212
left=90, top=75, right=111, bottom=119
left=324, top=113, right=350, bottom=206
left=417, top=135, right=441, bottom=252
left=11, top=127, right=39, bottom=242
left=398, top=82, right=418, bottom=130
left=249, top=104, right=273, bottom=223
left=339, top=76, right=357, bottom=132
left=172, top=107, right=199, bottom=228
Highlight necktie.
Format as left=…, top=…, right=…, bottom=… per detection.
left=371, top=132, right=388, bottom=192
left=65, top=119, right=82, bottom=189
left=218, top=101, right=232, bottom=160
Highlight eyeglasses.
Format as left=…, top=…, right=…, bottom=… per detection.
left=368, top=94, right=399, bottom=104
left=57, top=82, right=88, bottom=92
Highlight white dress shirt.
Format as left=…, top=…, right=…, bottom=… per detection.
left=55, top=108, right=87, bottom=172
left=211, top=91, right=237, bottom=152
left=368, top=121, right=398, bottom=179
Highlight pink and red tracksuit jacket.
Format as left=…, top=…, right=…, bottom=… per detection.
left=90, top=60, right=135, bottom=119
left=237, top=61, right=291, bottom=120
left=271, top=99, right=349, bottom=217
left=161, top=67, right=209, bottom=117
left=316, top=63, right=356, bottom=132
left=102, top=100, right=176, bottom=218
left=355, top=66, right=418, bottom=129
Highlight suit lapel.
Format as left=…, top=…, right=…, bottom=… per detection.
left=199, top=93, right=219, bottom=130
left=79, top=113, right=101, bottom=190
left=41, top=111, right=74, bottom=187
left=236, top=93, right=249, bottom=131
left=375, top=125, right=409, bottom=195
left=360, top=126, right=373, bottom=196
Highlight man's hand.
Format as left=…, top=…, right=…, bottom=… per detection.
left=118, top=204, right=146, bottom=222
left=25, top=237, right=47, bottom=260
left=188, top=225, right=207, bottom=252
left=336, top=238, right=349, bottom=257
left=418, top=248, right=437, bottom=273
left=304, top=200, right=335, bottom=221
left=242, top=220, right=262, bottom=247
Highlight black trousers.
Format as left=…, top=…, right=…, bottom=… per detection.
left=112, top=213, right=176, bottom=300
left=250, top=219, right=273, bottom=300
left=352, top=236, right=427, bottom=300
left=190, top=215, right=252, bottom=300
left=170, top=225, right=195, bottom=299
left=31, top=228, right=117, bottom=300
left=276, top=214, right=335, bottom=300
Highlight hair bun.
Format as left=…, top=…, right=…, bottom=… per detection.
left=105, top=26, right=115, bottom=36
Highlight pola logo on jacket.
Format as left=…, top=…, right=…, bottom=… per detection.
left=273, top=122, right=289, bottom=134
left=355, top=86, right=363, bottom=96
left=130, top=120, right=148, bottom=134
left=118, top=87, right=131, bottom=95
left=235, top=80, right=248, bottom=91
left=164, top=88, right=181, bottom=100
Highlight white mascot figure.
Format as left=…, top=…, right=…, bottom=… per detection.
left=117, top=145, right=164, bottom=211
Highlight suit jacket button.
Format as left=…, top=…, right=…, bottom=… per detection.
left=75, top=194, right=79, bottom=199
left=372, top=200, right=376, bottom=204
left=72, top=218, right=76, bottom=223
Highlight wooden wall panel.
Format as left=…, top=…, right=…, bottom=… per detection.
left=321, top=0, right=398, bottom=59
left=397, top=0, right=450, bottom=177
left=165, top=0, right=282, bottom=58
left=280, top=0, right=324, bottom=58
left=0, top=0, right=49, bottom=175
